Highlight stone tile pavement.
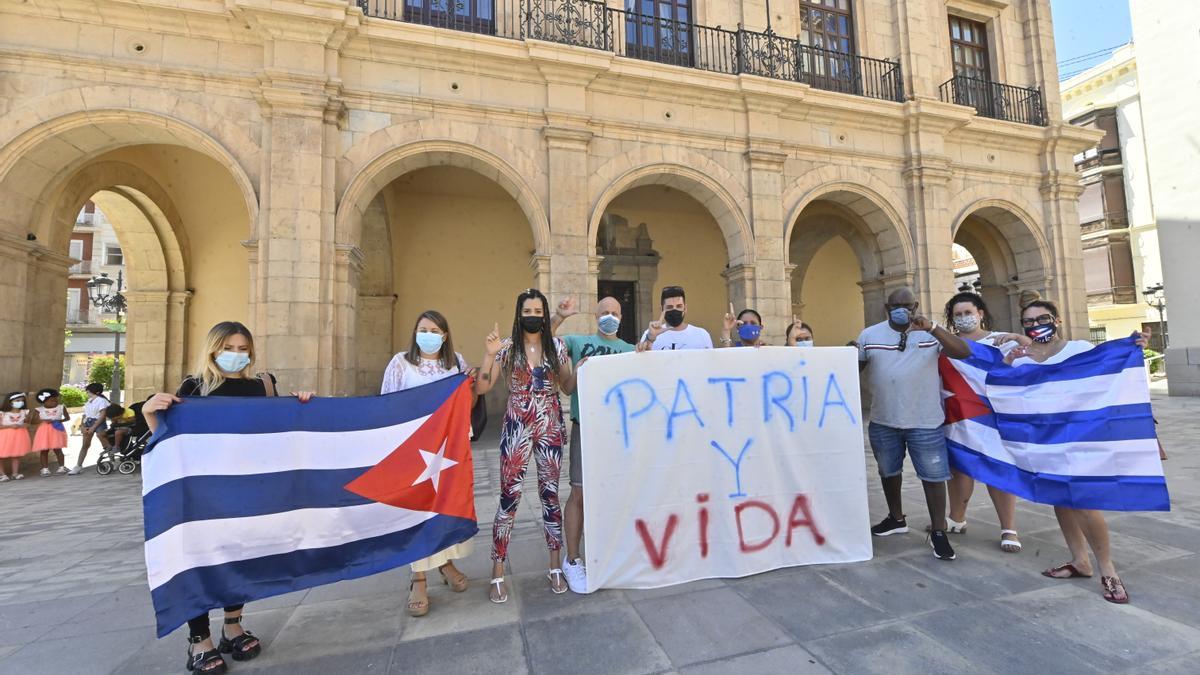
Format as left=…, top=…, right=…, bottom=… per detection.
left=1, top=388, right=1199, bottom=674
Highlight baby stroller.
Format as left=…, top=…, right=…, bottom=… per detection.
left=97, top=427, right=149, bottom=475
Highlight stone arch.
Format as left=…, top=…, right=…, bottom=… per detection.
left=950, top=197, right=1054, bottom=331
left=0, top=106, right=259, bottom=395
left=335, top=139, right=550, bottom=255
left=587, top=163, right=754, bottom=266
left=0, top=104, right=259, bottom=245
left=782, top=168, right=914, bottom=275
left=783, top=174, right=914, bottom=342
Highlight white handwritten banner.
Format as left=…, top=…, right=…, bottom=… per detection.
left=578, top=347, right=871, bottom=592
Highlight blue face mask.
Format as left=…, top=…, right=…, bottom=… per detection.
left=738, top=324, right=762, bottom=343
left=597, top=314, right=620, bottom=336
left=215, top=350, right=251, bottom=373
left=795, top=339, right=814, bottom=348
left=888, top=307, right=911, bottom=326
left=415, top=332, right=445, bottom=354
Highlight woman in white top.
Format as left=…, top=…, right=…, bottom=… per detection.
left=942, top=292, right=1030, bottom=552
left=1007, top=300, right=1149, bottom=604
left=380, top=309, right=499, bottom=618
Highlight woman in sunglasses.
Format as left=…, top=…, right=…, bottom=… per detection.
left=1006, top=300, right=1149, bottom=604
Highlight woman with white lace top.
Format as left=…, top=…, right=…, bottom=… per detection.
left=380, top=309, right=498, bottom=618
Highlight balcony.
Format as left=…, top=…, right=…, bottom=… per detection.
left=69, top=259, right=93, bottom=275
left=358, top=0, right=905, bottom=103
left=939, top=76, right=1046, bottom=126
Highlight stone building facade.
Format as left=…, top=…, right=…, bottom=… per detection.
left=0, top=0, right=1098, bottom=403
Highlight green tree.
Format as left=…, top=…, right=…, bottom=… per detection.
left=59, top=385, right=87, bottom=408
left=88, top=355, right=126, bottom=388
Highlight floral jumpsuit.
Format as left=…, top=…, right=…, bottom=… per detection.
left=491, top=337, right=570, bottom=562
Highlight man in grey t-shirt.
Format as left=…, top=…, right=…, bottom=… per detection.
left=856, top=287, right=972, bottom=561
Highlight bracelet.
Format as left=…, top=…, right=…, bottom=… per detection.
left=720, top=337, right=733, bottom=345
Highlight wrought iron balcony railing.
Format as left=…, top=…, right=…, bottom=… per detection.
left=939, top=75, right=1046, bottom=126
left=359, top=0, right=905, bottom=103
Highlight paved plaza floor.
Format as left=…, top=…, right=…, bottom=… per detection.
left=1, top=386, right=1199, bottom=674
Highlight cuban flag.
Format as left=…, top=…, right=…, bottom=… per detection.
left=142, top=375, right=478, bottom=637
left=940, top=337, right=1168, bottom=512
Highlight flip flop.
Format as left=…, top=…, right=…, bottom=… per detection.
left=489, top=577, right=508, bottom=604
left=1042, top=562, right=1092, bottom=579
left=1101, top=576, right=1129, bottom=604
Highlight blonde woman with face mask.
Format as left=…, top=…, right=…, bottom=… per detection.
left=143, top=321, right=314, bottom=675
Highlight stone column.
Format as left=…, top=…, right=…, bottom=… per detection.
left=23, top=247, right=75, bottom=392
left=165, top=290, right=192, bottom=390
left=332, top=243, right=364, bottom=395
left=744, top=147, right=789, bottom=344
left=123, top=289, right=170, bottom=400
left=0, top=234, right=35, bottom=392
left=543, top=122, right=594, bottom=335
left=901, top=102, right=968, bottom=313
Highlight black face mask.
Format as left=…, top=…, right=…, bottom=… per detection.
left=520, top=316, right=544, bottom=334
left=664, top=309, right=684, bottom=327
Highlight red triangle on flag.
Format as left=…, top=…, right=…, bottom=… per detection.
left=344, top=380, right=477, bottom=522
left=939, top=355, right=992, bottom=425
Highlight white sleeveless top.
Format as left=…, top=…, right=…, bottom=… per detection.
left=1, top=410, right=27, bottom=426
left=36, top=405, right=63, bottom=422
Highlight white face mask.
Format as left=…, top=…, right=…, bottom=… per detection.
left=11, top=400, right=24, bottom=410
left=794, top=340, right=814, bottom=348
left=953, top=315, right=980, bottom=333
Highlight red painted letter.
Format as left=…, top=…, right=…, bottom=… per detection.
left=785, top=494, right=826, bottom=546
left=734, top=500, right=780, bottom=553
left=697, top=493, right=710, bottom=558
left=635, top=515, right=679, bottom=569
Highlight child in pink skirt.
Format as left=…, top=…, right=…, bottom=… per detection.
left=32, top=388, right=70, bottom=477
left=0, top=392, right=33, bottom=481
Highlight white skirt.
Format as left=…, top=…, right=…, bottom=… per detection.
left=410, top=540, right=474, bottom=573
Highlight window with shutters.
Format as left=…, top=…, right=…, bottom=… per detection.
left=949, top=16, right=990, bottom=81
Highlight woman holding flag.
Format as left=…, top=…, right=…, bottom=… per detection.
left=380, top=309, right=499, bottom=618
left=1006, top=300, right=1150, bottom=604
left=941, top=292, right=1029, bottom=553
left=143, top=321, right=315, bottom=674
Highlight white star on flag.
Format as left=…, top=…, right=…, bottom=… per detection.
left=411, top=439, right=459, bottom=493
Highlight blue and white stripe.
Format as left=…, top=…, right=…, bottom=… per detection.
left=142, top=375, right=477, bottom=637
left=945, top=338, right=1168, bottom=512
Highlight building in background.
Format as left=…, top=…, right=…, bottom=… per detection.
left=1, top=0, right=1098, bottom=401
left=1130, top=4, right=1200, bottom=395
left=63, top=201, right=126, bottom=384
left=1060, top=44, right=1163, bottom=347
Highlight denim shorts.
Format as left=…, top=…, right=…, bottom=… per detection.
left=868, top=422, right=951, bottom=482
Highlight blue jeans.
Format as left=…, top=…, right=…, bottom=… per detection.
left=868, top=422, right=951, bottom=482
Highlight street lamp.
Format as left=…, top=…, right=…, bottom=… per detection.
left=86, top=271, right=127, bottom=403
left=1144, top=282, right=1167, bottom=350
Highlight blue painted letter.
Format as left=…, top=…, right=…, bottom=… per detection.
left=707, top=377, right=747, bottom=427
left=604, top=378, right=660, bottom=448
left=761, top=371, right=795, bottom=431
left=819, top=373, right=857, bottom=427
left=710, top=438, right=753, bottom=498
left=667, top=379, right=706, bottom=440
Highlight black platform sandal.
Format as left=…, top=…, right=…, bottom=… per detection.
left=186, top=635, right=227, bottom=673
left=217, top=615, right=262, bottom=662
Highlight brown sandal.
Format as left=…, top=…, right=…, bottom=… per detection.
left=408, top=578, right=430, bottom=617
left=1101, top=576, right=1129, bottom=604
left=1042, top=562, right=1093, bottom=579
left=439, top=565, right=469, bottom=593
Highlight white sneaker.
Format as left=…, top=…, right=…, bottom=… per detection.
left=55, top=466, right=69, bottom=475
left=67, top=466, right=82, bottom=475
left=562, top=558, right=587, bottom=594
left=39, top=468, right=51, bottom=477
left=0, top=475, right=9, bottom=482
left=12, top=474, right=22, bottom=480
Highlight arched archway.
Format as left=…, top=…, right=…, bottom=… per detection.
left=337, top=151, right=544, bottom=401
left=785, top=186, right=913, bottom=345
left=952, top=201, right=1052, bottom=331
left=0, top=110, right=259, bottom=396
left=587, top=166, right=752, bottom=341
